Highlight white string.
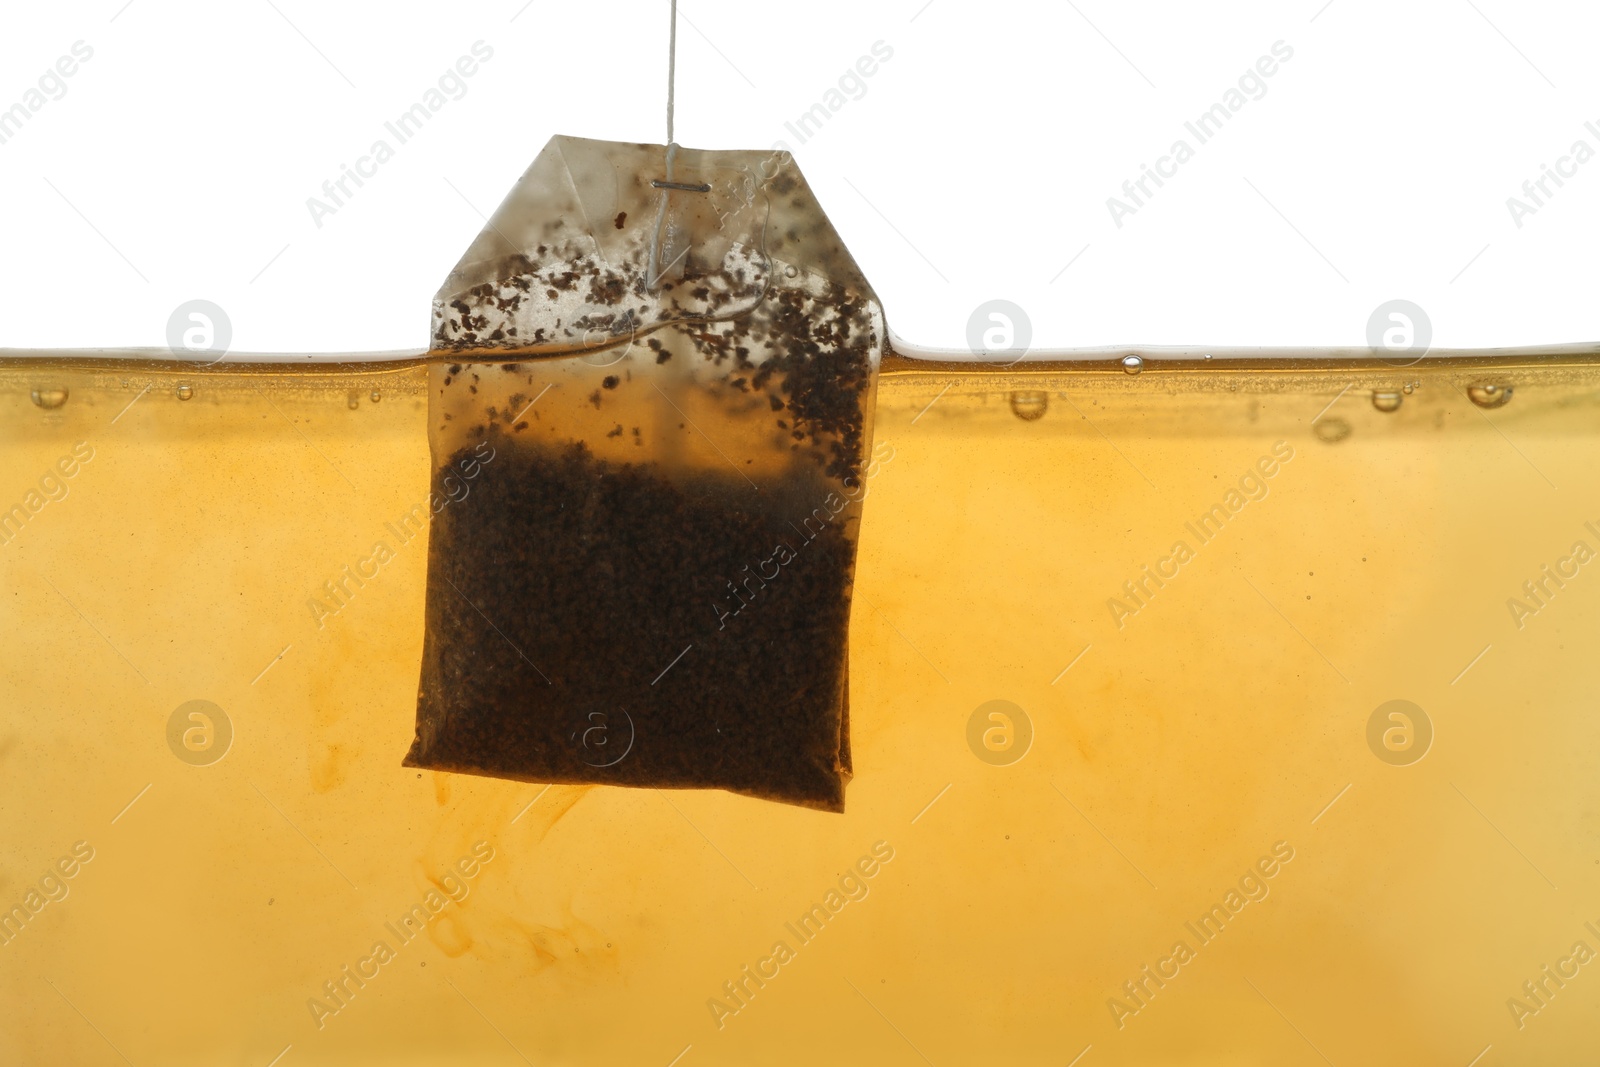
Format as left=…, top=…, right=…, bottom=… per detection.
left=666, top=0, right=677, bottom=145
left=649, top=0, right=679, bottom=289
left=647, top=144, right=677, bottom=288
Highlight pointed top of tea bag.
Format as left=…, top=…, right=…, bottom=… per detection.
left=431, top=136, right=875, bottom=356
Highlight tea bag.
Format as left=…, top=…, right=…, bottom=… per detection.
left=403, top=135, right=884, bottom=811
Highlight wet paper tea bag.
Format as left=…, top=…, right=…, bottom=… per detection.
left=404, top=136, right=884, bottom=810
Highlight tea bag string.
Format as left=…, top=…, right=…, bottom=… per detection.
left=648, top=0, right=710, bottom=288
left=646, top=148, right=676, bottom=289
left=647, top=0, right=680, bottom=289
left=666, top=0, right=677, bottom=146
left=659, top=2, right=709, bottom=195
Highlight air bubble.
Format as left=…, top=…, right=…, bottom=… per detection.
left=1121, top=355, right=1143, bottom=375
left=370, top=390, right=381, bottom=403
left=176, top=383, right=194, bottom=401
left=1371, top=390, right=1402, bottom=413
left=1467, top=383, right=1513, bottom=409
left=1314, top=417, right=1352, bottom=443
left=348, top=392, right=360, bottom=410
left=30, top=387, right=68, bottom=409
left=1009, top=391, right=1048, bottom=421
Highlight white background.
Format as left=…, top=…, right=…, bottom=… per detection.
left=0, top=0, right=1596, bottom=355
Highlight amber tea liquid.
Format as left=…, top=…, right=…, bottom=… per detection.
left=1, top=350, right=1596, bottom=1065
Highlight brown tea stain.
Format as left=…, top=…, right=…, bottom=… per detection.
left=428, top=911, right=474, bottom=957
left=309, top=742, right=348, bottom=793
left=304, top=632, right=365, bottom=796
left=301, top=592, right=425, bottom=795
left=502, top=907, right=618, bottom=979
left=515, top=784, right=591, bottom=843
left=397, top=786, right=592, bottom=967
